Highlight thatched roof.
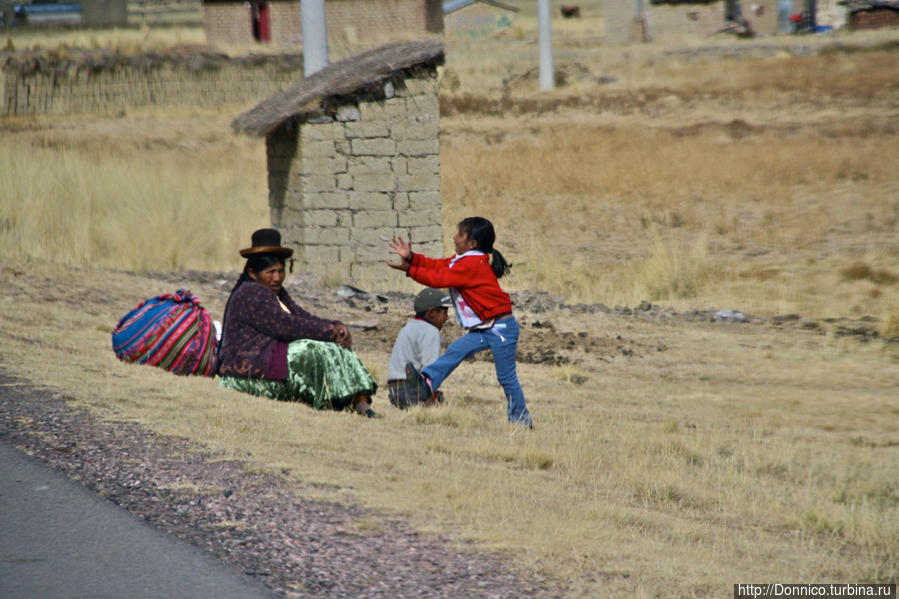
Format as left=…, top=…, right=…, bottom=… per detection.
left=232, top=39, right=444, bottom=137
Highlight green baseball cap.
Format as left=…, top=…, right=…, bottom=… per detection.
left=413, top=288, right=451, bottom=313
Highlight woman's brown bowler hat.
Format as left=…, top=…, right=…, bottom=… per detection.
left=239, top=228, right=294, bottom=258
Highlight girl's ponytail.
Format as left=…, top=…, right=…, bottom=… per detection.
left=490, top=248, right=510, bottom=279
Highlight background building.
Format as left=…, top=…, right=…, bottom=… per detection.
left=443, top=0, right=519, bottom=41
left=203, top=0, right=444, bottom=47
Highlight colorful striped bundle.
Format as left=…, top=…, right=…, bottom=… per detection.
left=112, top=289, right=218, bottom=376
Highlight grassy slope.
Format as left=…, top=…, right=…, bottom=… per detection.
left=1, top=264, right=896, bottom=598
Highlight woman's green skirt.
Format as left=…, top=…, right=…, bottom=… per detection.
left=219, top=339, right=377, bottom=411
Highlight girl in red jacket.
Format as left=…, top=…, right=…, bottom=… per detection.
left=387, top=217, right=533, bottom=427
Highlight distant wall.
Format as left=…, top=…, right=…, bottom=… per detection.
left=602, top=0, right=803, bottom=42
left=1, top=52, right=304, bottom=116
left=849, top=7, right=899, bottom=29
left=603, top=0, right=639, bottom=43
left=649, top=1, right=727, bottom=38
left=325, top=0, right=444, bottom=45
left=204, top=0, right=443, bottom=47
left=444, top=3, right=517, bottom=41
left=203, top=3, right=259, bottom=45
left=82, top=0, right=129, bottom=27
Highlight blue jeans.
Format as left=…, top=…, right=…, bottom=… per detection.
left=422, top=316, right=533, bottom=426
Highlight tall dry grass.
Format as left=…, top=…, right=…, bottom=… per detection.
left=4, top=110, right=897, bottom=319
left=440, top=122, right=899, bottom=319
left=0, top=123, right=268, bottom=272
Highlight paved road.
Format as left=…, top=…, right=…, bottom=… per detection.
left=0, top=440, right=280, bottom=599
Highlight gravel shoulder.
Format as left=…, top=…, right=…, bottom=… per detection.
left=0, top=371, right=565, bottom=599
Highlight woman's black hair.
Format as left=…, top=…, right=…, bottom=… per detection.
left=458, top=216, right=510, bottom=279
left=244, top=253, right=286, bottom=277
left=226, top=253, right=286, bottom=299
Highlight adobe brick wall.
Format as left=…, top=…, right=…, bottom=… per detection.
left=270, top=3, right=303, bottom=45
left=2, top=53, right=303, bottom=116
left=326, top=0, right=442, bottom=45
left=267, top=69, right=442, bottom=284
left=82, top=0, right=128, bottom=27
left=649, top=2, right=727, bottom=39
left=603, top=0, right=638, bottom=44
left=204, top=0, right=442, bottom=47
left=849, top=8, right=899, bottom=30
left=204, top=3, right=257, bottom=45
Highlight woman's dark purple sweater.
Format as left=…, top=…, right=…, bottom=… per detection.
left=218, top=281, right=339, bottom=379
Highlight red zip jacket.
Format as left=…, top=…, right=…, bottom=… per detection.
left=407, top=251, right=512, bottom=321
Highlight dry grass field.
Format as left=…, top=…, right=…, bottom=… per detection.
left=1, top=18, right=898, bottom=599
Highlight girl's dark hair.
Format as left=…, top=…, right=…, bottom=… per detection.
left=458, top=216, right=510, bottom=279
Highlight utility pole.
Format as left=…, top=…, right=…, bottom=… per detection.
left=635, top=0, right=650, bottom=42
left=537, top=0, right=554, bottom=90
left=301, top=0, right=329, bottom=76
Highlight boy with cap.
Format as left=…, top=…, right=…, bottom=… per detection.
left=386, top=288, right=451, bottom=408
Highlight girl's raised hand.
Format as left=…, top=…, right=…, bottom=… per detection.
left=384, top=236, right=412, bottom=271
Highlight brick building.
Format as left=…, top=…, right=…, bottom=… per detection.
left=232, top=40, right=445, bottom=285
left=203, top=0, right=444, bottom=47
left=841, top=0, right=899, bottom=29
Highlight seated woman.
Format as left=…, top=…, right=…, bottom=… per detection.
left=218, top=228, right=377, bottom=417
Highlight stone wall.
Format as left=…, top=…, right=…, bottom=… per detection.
left=1, top=52, right=303, bottom=116
left=267, top=68, right=442, bottom=284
